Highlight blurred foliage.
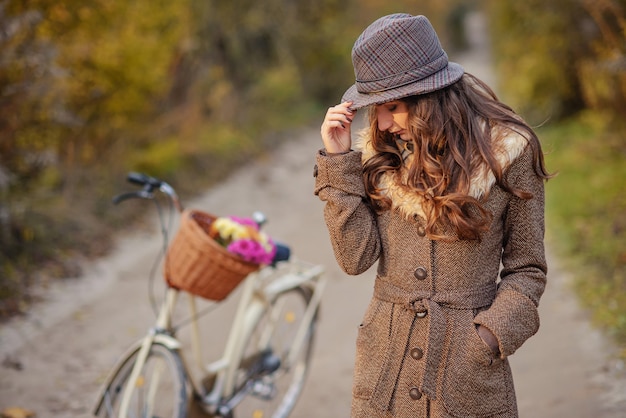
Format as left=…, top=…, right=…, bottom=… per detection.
left=0, top=0, right=190, bottom=315
left=484, top=0, right=588, bottom=122
left=1, top=0, right=188, bottom=186
left=577, top=0, right=626, bottom=131
left=484, top=0, right=626, bottom=127
left=541, top=113, right=626, bottom=344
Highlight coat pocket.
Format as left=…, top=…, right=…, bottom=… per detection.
left=441, top=311, right=510, bottom=417
left=352, top=298, right=390, bottom=400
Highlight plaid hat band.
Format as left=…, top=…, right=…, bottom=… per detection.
left=355, top=52, right=449, bottom=94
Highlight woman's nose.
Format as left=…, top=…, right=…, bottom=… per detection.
left=377, top=110, right=392, bottom=132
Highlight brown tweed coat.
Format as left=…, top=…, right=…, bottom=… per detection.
left=313, top=128, right=547, bottom=418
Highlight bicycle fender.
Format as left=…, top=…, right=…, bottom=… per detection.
left=153, top=333, right=182, bottom=350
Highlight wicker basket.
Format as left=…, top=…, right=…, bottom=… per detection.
left=164, top=209, right=260, bottom=301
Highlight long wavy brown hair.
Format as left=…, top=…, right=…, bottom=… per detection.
left=362, top=73, right=552, bottom=240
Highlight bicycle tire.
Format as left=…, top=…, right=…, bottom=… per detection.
left=231, top=285, right=318, bottom=418
left=93, top=342, right=188, bottom=418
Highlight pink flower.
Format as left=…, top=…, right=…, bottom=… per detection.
left=227, top=238, right=277, bottom=265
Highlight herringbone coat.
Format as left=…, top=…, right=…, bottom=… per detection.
left=314, top=127, right=547, bottom=418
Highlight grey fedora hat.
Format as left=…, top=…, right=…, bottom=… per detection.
left=341, top=14, right=464, bottom=110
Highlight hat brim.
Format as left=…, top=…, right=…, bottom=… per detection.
left=341, top=62, right=464, bottom=110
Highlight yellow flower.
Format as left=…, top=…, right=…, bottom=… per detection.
left=232, top=226, right=252, bottom=240
left=211, top=217, right=252, bottom=241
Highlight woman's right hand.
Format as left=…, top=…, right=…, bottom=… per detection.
left=320, top=102, right=356, bottom=154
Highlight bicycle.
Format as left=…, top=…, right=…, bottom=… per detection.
left=92, top=172, right=326, bottom=418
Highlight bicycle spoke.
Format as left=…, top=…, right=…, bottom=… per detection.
left=232, top=286, right=318, bottom=418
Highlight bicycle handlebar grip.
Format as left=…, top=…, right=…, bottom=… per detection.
left=127, top=172, right=149, bottom=186
left=127, top=172, right=161, bottom=188
left=272, top=243, right=291, bottom=265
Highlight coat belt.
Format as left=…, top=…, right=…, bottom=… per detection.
left=371, top=278, right=497, bottom=410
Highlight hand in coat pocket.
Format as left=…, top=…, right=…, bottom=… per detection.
left=476, top=324, right=500, bottom=356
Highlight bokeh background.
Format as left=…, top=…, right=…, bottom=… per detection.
left=1, top=0, right=624, bottom=353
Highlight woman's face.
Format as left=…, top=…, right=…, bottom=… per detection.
left=375, top=100, right=409, bottom=140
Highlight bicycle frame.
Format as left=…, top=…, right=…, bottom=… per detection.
left=115, top=258, right=325, bottom=418
left=204, top=261, right=325, bottom=404
left=94, top=172, right=325, bottom=417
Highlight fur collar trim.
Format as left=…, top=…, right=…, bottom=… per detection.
left=355, top=126, right=528, bottom=220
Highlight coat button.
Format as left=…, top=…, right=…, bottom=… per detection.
left=313, top=164, right=318, bottom=177
left=414, top=267, right=427, bottom=280
left=410, top=347, right=423, bottom=360
left=409, top=387, right=422, bottom=400
left=417, top=225, right=426, bottom=237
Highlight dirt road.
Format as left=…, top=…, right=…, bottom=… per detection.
left=1, top=12, right=625, bottom=418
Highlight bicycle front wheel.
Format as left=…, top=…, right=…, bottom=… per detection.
left=233, top=286, right=318, bottom=418
left=93, top=342, right=187, bottom=418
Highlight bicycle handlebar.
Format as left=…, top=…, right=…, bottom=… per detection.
left=113, top=172, right=183, bottom=212
left=112, top=172, right=291, bottom=265
left=112, top=190, right=152, bottom=205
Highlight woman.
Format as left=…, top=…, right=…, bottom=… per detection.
left=314, top=13, right=551, bottom=418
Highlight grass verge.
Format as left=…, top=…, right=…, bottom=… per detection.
left=539, top=111, right=626, bottom=354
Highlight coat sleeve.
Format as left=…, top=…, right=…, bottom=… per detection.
left=474, top=146, right=548, bottom=358
left=313, top=149, right=381, bottom=275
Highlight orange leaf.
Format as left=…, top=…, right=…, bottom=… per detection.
left=1, top=407, right=36, bottom=418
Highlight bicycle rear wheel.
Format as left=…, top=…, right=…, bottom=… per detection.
left=93, top=342, right=187, bottom=418
left=232, top=286, right=318, bottom=418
